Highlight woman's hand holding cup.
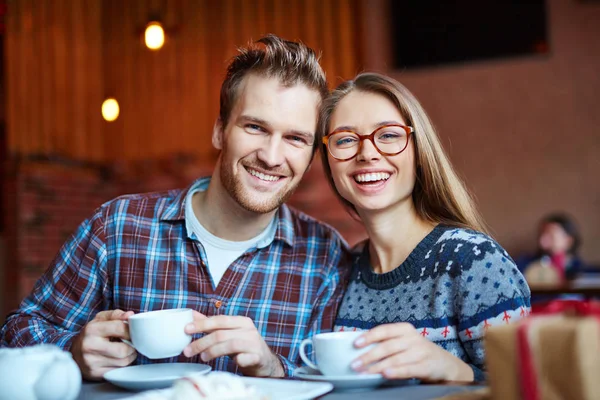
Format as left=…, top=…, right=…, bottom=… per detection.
left=350, top=322, right=474, bottom=382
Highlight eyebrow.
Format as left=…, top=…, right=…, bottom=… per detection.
left=330, top=120, right=404, bottom=134
left=239, top=115, right=315, bottom=141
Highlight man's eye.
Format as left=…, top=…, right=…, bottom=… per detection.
left=289, top=135, right=308, bottom=144
left=246, top=124, right=264, bottom=132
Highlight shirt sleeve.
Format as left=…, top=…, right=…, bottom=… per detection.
left=275, top=352, right=298, bottom=378
left=456, top=238, right=531, bottom=382
left=0, top=209, right=110, bottom=350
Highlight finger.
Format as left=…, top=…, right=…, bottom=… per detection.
left=93, top=309, right=134, bottom=322
left=105, top=349, right=138, bottom=368
left=366, top=347, right=428, bottom=375
left=185, top=315, right=253, bottom=334
left=380, top=360, right=434, bottom=381
left=81, top=346, right=138, bottom=378
left=116, top=310, right=135, bottom=320
left=102, top=342, right=138, bottom=360
left=351, top=337, right=415, bottom=371
left=88, top=320, right=131, bottom=339
left=89, top=349, right=138, bottom=369
left=92, top=310, right=117, bottom=322
left=185, top=312, right=209, bottom=334
left=355, top=323, right=416, bottom=348
left=235, top=353, right=261, bottom=368
left=83, top=335, right=137, bottom=359
left=192, top=310, right=208, bottom=321
left=199, top=337, right=253, bottom=362
left=183, top=329, right=242, bottom=358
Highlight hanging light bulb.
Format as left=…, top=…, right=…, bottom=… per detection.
left=144, top=21, right=165, bottom=50
left=102, top=98, right=120, bottom=122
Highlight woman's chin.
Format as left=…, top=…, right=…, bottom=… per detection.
left=354, top=199, right=394, bottom=214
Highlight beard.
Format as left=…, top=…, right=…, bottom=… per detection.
left=220, top=156, right=300, bottom=214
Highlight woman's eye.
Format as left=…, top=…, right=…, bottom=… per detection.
left=377, top=131, right=403, bottom=142
left=335, top=137, right=358, bottom=146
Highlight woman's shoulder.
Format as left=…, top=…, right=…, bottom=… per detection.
left=436, top=226, right=511, bottom=256
left=437, top=228, right=531, bottom=303
left=431, top=225, right=520, bottom=276
left=436, top=225, right=498, bottom=244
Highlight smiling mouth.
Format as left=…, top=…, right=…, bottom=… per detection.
left=246, top=167, right=283, bottom=182
left=353, top=172, right=391, bottom=184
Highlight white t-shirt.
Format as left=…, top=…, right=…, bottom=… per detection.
left=184, top=186, right=276, bottom=287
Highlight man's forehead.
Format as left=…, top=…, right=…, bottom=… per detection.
left=232, top=75, right=320, bottom=132
left=237, top=74, right=320, bottom=102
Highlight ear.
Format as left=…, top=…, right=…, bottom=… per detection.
left=212, top=119, right=224, bottom=150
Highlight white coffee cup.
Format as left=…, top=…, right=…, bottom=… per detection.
left=299, top=331, right=374, bottom=376
left=125, top=308, right=193, bottom=359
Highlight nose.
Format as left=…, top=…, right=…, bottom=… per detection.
left=257, top=135, right=286, bottom=167
left=355, top=137, right=381, bottom=162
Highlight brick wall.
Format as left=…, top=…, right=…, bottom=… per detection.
left=3, top=157, right=365, bottom=314
left=15, top=162, right=120, bottom=303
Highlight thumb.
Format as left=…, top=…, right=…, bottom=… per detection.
left=191, top=310, right=208, bottom=321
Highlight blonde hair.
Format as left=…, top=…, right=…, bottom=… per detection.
left=220, top=34, right=328, bottom=144
left=318, top=72, right=489, bottom=234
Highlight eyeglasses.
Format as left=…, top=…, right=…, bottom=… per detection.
left=322, top=124, right=415, bottom=161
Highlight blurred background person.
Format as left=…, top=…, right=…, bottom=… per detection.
left=517, top=212, right=585, bottom=286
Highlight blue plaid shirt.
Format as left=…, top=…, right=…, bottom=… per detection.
left=1, top=178, right=350, bottom=376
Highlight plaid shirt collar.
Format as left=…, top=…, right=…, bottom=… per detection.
left=158, top=177, right=296, bottom=247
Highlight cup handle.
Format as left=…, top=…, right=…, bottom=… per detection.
left=299, top=338, right=318, bottom=370
left=121, top=320, right=134, bottom=347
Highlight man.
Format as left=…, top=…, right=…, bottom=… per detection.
left=0, top=35, right=349, bottom=380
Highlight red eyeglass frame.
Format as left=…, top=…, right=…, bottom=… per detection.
left=322, top=124, right=415, bottom=161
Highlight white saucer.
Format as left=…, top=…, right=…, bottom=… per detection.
left=294, top=366, right=386, bottom=391
left=104, top=363, right=211, bottom=391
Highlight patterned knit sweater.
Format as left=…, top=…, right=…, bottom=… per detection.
left=334, top=225, right=531, bottom=382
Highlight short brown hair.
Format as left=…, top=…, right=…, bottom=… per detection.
left=319, top=72, right=489, bottom=234
left=220, top=34, right=328, bottom=140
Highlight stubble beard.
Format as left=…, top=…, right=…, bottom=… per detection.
left=220, top=160, right=299, bottom=214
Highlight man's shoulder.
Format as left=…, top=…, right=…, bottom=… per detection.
left=282, top=204, right=348, bottom=245
left=99, top=187, right=186, bottom=219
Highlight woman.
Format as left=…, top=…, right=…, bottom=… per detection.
left=318, top=73, right=531, bottom=382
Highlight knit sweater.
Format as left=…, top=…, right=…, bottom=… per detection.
left=334, top=225, right=531, bottom=382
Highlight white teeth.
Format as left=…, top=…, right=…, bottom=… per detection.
left=248, top=168, right=280, bottom=182
left=354, top=172, right=391, bottom=183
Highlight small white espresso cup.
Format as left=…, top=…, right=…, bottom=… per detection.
left=299, top=331, right=373, bottom=376
left=125, top=308, right=193, bottom=359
